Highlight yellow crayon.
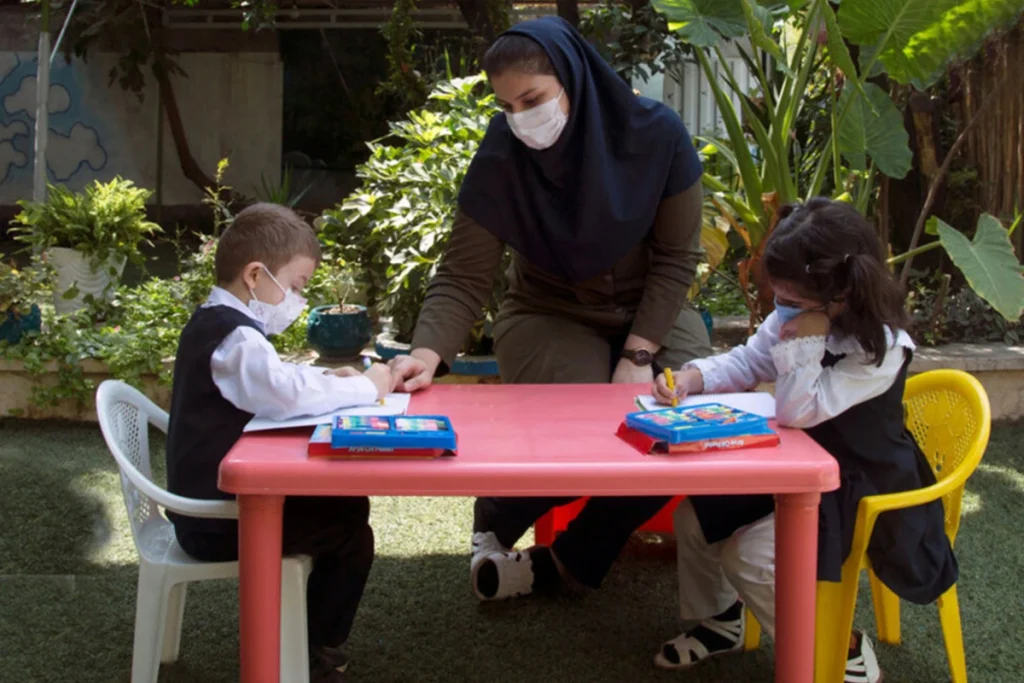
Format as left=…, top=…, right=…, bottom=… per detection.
left=664, top=368, right=679, bottom=408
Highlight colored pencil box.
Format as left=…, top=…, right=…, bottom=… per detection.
left=624, top=402, right=775, bottom=444
left=330, top=414, right=458, bottom=451
left=308, top=424, right=454, bottom=459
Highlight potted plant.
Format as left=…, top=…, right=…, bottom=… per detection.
left=12, top=177, right=161, bottom=314
left=0, top=257, right=52, bottom=345
left=306, top=263, right=373, bottom=361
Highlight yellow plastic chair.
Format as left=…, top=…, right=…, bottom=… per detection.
left=744, top=369, right=991, bottom=682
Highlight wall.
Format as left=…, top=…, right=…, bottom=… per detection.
left=0, top=43, right=282, bottom=206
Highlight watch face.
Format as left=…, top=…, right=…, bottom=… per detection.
left=628, top=349, right=653, bottom=366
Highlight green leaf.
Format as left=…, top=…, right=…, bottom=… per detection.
left=937, top=214, right=1024, bottom=322
left=839, top=0, right=1023, bottom=89
left=821, top=0, right=867, bottom=104
left=925, top=215, right=940, bottom=236
left=837, top=82, right=912, bottom=179
left=741, top=0, right=789, bottom=66
left=654, top=0, right=747, bottom=47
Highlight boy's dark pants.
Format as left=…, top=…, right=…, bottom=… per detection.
left=177, top=496, right=374, bottom=648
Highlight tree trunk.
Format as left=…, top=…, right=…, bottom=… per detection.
left=152, top=55, right=217, bottom=193
left=557, top=0, right=580, bottom=28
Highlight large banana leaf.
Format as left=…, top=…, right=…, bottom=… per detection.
left=837, top=82, right=912, bottom=179
left=936, top=214, right=1024, bottom=322
left=652, top=0, right=747, bottom=47
left=839, top=0, right=1023, bottom=89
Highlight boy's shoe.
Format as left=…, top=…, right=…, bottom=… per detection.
left=846, top=632, right=883, bottom=683
left=470, top=532, right=532, bottom=601
left=310, top=645, right=349, bottom=682
left=654, top=601, right=745, bottom=670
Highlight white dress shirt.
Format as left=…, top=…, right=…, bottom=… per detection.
left=687, top=312, right=915, bottom=429
left=203, top=287, right=378, bottom=421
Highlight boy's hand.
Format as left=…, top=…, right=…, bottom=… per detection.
left=652, top=368, right=704, bottom=405
left=363, top=363, right=394, bottom=400
left=779, top=311, right=831, bottom=341
left=389, top=348, right=441, bottom=393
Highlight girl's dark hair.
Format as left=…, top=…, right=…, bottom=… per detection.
left=481, top=35, right=556, bottom=78
left=762, top=197, right=909, bottom=366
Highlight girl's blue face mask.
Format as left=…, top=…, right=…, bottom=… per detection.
left=773, top=299, right=805, bottom=324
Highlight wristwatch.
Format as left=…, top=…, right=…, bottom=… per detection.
left=620, top=348, right=654, bottom=367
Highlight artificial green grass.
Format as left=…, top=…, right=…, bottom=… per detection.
left=2, top=419, right=1023, bottom=683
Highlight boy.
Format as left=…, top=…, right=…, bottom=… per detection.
left=165, top=203, right=392, bottom=682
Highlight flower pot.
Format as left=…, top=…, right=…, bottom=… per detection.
left=307, top=304, right=373, bottom=361
left=0, top=304, right=42, bottom=345
left=48, top=247, right=127, bottom=314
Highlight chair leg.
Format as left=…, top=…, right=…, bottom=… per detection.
left=816, top=576, right=857, bottom=683
left=534, top=512, right=555, bottom=546
left=744, top=608, right=762, bottom=651
left=161, top=582, right=187, bottom=663
left=869, top=570, right=902, bottom=645
left=280, top=557, right=313, bottom=683
left=131, top=562, right=170, bottom=683
left=937, top=585, right=968, bottom=683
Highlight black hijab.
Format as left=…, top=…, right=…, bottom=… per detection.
left=457, top=16, right=703, bottom=283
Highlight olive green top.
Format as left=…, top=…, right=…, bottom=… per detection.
left=411, top=183, right=705, bottom=367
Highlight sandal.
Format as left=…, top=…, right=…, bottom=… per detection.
left=654, top=602, right=745, bottom=670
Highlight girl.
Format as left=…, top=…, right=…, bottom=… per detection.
left=391, top=16, right=712, bottom=601
left=649, top=198, right=957, bottom=683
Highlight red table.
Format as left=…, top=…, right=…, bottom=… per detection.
left=219, top=384, right=839, bottom=683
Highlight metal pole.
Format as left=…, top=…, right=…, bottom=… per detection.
left=49, top=0, right=81, bottom=66
left=33, top=0, right=51, bottom=202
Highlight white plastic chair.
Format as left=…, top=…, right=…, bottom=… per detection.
left=96, top=380, right=312, bottom=683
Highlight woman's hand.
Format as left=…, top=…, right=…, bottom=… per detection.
left=652, top=368, right=703, bottom=405
left=389, top=348, right=442, bottom=393
left=611, top=357, right=654, bottom=385
left=779, top=311, right=831, bottom=341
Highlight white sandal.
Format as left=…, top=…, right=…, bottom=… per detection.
left=654, top=609, right=745, bottom=670
left=469, top=532, right=534, bottom=601
left=846, top=632, right=883, bottom=683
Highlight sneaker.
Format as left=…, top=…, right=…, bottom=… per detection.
left=654, top=601, right=745, bottom=670
left=846, top=632, right=883, bottom=683
left=309, top=647, right=346, bottom=683
left=471, top=548, right=534, bottom=600
left=316, top=644, right=349, bottom=673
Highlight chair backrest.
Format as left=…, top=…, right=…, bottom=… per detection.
left=96, top=380, right=170, bottom=550
left=903, top=369, right=991, bottom=543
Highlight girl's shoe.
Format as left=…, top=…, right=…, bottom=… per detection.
left=846, top=632, right=883, bottom=683
left=654, top=601, right=745, bottom=670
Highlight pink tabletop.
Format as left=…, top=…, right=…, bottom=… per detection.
left=219, top=383, right=839, bottom=497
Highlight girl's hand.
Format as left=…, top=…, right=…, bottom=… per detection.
left=652, top=368, right=703, bottom=405
left=611, top=357, right=654, bottom=385
left=779, top=311, right=831, bottom=341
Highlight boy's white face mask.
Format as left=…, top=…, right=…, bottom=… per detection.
left=248, top=265, right=306, bottom=336
left=507, top=89, right=567, bottom=150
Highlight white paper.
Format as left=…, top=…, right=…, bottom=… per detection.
left=242, top=393, right=412, bottom=433
left=634, top=392, right=776, bottom=419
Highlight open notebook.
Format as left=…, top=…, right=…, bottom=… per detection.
left=633, top=392, right=776, bottom=419
left=243, top=393, right=412, bottom=433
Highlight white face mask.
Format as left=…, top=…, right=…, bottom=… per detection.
left=507, top=89, right=567, bottom=150
left=248, top=265, right=306, bottom=336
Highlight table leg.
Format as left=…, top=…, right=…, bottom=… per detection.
left=774, top=492, right=820, bottom=683
left=238, top=494, right=285, bottom=683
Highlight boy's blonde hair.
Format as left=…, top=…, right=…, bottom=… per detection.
left=215, top=203, right=321, bottom=284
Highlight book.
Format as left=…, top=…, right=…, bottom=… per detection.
left=243, top=393, right=412, bottom=433
left=330, top=415, right=458, bottom=452
left=633, top=392, right=776, bottom=419
left=307, top=424, right=454, bottom=459
left=616, top=422, right=780, bottom=455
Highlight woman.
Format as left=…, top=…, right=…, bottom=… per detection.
left=390, top=16, right=711, bottom=601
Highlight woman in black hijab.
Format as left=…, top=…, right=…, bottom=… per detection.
left=391, top=16, right=711, bottom=600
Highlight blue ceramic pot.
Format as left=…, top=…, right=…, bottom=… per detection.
left=375, top=332, right=500, bottom=377
left=307, top=304, right=372, bottom=361
left=0, top=304, right=41, bottom=345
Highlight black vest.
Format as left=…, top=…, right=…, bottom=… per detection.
left=165, top=304, right=263, bottom=539
left=691, top=348, right=957, bottom=604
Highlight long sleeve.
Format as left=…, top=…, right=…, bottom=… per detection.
left=771, top=329, right=913, bottom=429
left=211, top=326, right=379, bottom=421
left=630, top=182, right=705, bottom=344
left=686, top=314, right=784, bottom=393
left=411, top=210, right=506, bottom=367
